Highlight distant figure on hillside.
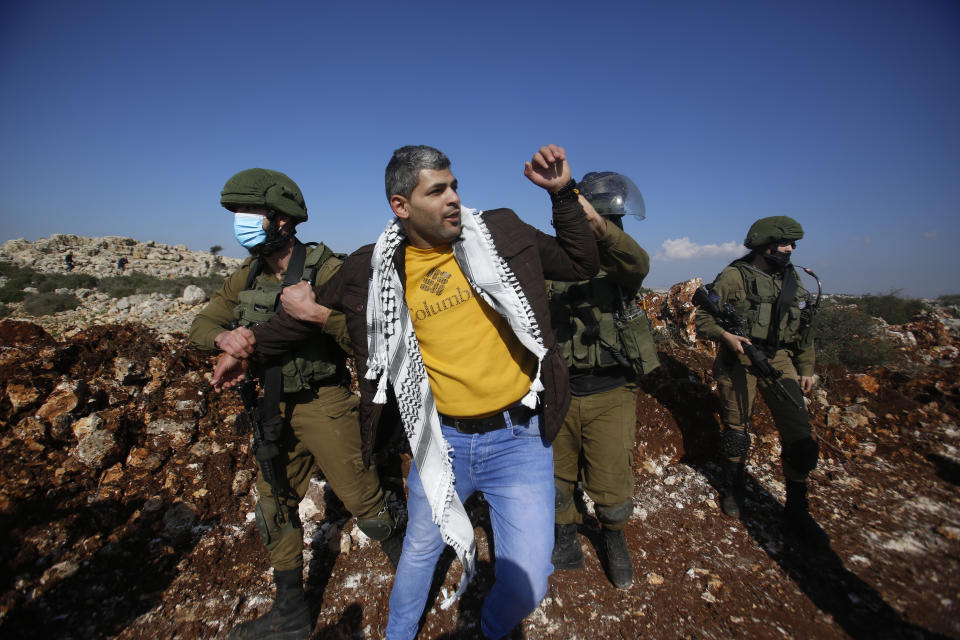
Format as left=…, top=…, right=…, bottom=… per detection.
left=695, top=216, right=829, bottom=548
left=189, top=168, right=403, bottom=640
left=64, top=252, right=74, bottom=272
left=548, top=171, right=659, bottom=590
left=116, top=256, right=128, bottom=274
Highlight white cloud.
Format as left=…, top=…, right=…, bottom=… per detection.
left=655, top=237, right=743, bottom=261
left=923, top=231, right=938, bottom=239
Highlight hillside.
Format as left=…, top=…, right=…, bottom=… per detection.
left=0, top=238, right=957, bottom=639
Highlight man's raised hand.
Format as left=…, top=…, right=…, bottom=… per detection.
left=524, top=144, right=572, bottom=192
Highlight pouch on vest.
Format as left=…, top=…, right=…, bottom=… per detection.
left=616, top=297, right=660, bottom=376
left=549, top=277, right=659, bottom=376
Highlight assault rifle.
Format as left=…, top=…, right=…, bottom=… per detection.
left=234, top=375, right=288, bottom=525
left=692, top=284, right=804, bottom=410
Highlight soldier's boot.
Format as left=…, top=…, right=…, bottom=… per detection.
left=600, top=527, right=634, bottom=590
left=358, top=493, right=406, bottom=571
left=379, top=530, right=403, bottom=570
left=551, top=523, right=583, bottom=570
left=782, top=480, right=831, bottom=549
left=721, top=460, right=746, bottom=518
left=227, top=568, right=312, bottom=640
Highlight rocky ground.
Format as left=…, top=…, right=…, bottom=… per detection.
left=0, top=248, right=958, bottom=639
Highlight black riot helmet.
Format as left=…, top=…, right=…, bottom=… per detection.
left=578, top=172, right=646, bottom=220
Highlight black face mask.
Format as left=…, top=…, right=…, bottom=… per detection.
left=763, top=249, right=792, bottom=270
left=249, top=219, right=293, bottom=257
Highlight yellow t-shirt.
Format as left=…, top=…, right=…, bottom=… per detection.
left=404, top=244, right=535, bottom=418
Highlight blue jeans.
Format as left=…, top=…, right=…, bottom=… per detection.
left=385, top=412, right=555, bottom=640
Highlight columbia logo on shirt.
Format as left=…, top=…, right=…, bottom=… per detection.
left=420, top=267, right=451, bottom=295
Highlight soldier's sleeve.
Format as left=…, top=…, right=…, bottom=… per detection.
left=598, top=223, right=649, bottom=290
left=313, top=256, right=353, bottom=355
left=694, top=267, right=743, bottom=340
left=188, top=264, right=250, bottom=350
left=794, top=341, right=815, bottom=377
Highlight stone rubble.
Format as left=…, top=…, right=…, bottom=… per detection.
left=0, top=236, right=958, bottom=639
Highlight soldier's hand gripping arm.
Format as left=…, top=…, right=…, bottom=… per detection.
left=582, top=195, right=650, bottom=289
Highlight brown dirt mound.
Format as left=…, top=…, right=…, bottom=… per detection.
left=0, top=320, right=957, bottom=639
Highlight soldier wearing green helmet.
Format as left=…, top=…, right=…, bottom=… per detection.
left=548, top=171, right=659, bottom=589
left=695, top=215, right=829, bottom=548
left=190, top=168, right=404, bottom=640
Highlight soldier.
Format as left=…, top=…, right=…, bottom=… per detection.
left=695, top=216, right=829, bottom=547
left=189, top=169, right=403, bottom=639
left=548, top=172, right=659, bottom=589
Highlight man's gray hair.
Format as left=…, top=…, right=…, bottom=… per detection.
left=385, top=145, right=451, bottom=200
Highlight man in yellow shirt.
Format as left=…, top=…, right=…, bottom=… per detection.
left=214, top=144, right=599, bottom=639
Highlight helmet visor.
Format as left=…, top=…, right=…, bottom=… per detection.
left=579, top=173, right=645, bottom=220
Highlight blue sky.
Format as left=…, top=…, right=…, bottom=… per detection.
left=1, top=0, right=957, bottom=297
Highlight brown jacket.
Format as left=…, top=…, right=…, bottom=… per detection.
left=253, top=199, right=599, bottom=465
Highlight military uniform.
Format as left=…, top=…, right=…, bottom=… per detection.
left=191, top=244, right=390, bottom=571
left=695, top=215, right=828, bottom=548
left=195, top=168, right=402, bottom=640
left=696, top=260, right=815, bottom=479
left=549, top=221, right=658, bottom=588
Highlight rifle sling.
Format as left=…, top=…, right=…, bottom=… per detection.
left=769, top=267, right=798, bottom=352
left=258, top=241, right=308, bottom=443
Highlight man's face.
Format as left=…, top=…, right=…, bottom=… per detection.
left=391, top=169, right=461, bottom=248
left=764, top=240, right=795, bottom=256
left=235, top=206, right=295, bottom=255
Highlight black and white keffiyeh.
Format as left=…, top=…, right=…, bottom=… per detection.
left=364, top=207, right=547, bottom=604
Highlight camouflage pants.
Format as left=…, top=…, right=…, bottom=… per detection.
left=552, top=384, right=637, bottom=531
left=253, top=384, right=385, bottom=571
left=714, top=348, right=813, bottom=481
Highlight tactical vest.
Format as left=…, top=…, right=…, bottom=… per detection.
left=729, top=262, right=807, bottom=349
left=548, top=274, right=659, bottom=377
left=234, top=243, right=341, bottom=393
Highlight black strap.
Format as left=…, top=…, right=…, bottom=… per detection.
left=244, top=256, right=262, bottom=291
left=279, top=241, right=307, bottom=298
left=770, top=268, right=798, bottom=351
left=261, top=240, right=309, bottom=440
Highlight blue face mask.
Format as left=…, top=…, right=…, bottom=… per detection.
left=233, top=213, right=267, bottom=249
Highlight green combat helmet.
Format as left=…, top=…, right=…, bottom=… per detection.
left=220, top=168, right=308, bottom=221
left=744, top=215, right=803, bottom=249
left=579, top=172, right=646, bottom=220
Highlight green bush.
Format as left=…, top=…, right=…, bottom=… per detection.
left=848, top=292, right=926, bottom=325
left=936, top=294, right=960, bottom=318
left=0, top=263, right=224, bottom=304
left=0, top=286, right=26, bottom=303
left=97, top=272, right=224, bottom=298
left=814, top=305, right=900, bottom=370
left=0, top=264, right=97, bottom=301
left=21, top=292, right=81, bottom=316
left=0, top=302, right=9, bottom=318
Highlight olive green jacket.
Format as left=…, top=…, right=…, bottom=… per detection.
left=695, top=261, right=815, bottom=377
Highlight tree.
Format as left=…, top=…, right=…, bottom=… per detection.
left=209, top=245, right=223, bottom=256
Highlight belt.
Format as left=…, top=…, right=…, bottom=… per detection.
left=439, top=404, right=534, bottom=434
